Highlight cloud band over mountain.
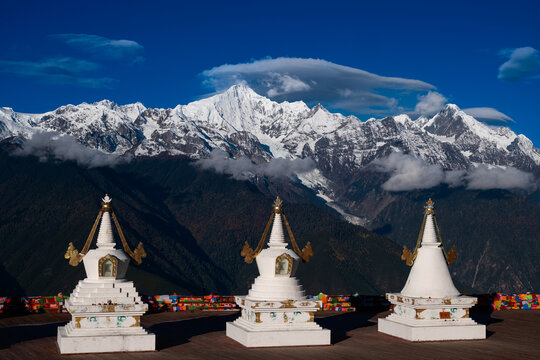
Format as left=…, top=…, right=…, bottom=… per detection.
left=194, top=149, right=315, bottom=180
left=14, top=131, right=127, bottom=167
left=373, top=152, right=536, bottom=192
left=202, top=57, right=435, bottom=115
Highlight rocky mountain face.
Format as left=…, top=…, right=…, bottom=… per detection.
left=3, top=84, right=539, bottom=168
left=0, top=152, right=408, bottom=296
left=1, top=85, right=540, bottom=294
left=2, top=84, right=539, bottom=216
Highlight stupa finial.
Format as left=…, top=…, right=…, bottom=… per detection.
left=401, top=198, right=457, bottom=266
left=273, top=196, right=283, bottom=213
left=64, top=194, right=147, bottom=267
left=241, top=196, right=313, bottom=264
left=425, top=198, right=435, bottom=214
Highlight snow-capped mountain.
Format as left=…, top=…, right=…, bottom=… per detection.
left=2, top=84, right=539, bottom=223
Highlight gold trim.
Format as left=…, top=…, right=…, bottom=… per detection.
left=111, top=210, right=146, bottom=265
left=74, top=317, right=83, bottom=328
left=280, top=300, right=296, bottom=309
left=241, top=212, right=274, bottom=263
left=462, top=309, right=470, bottom=318
left=308, top=312, right=314, bottom=322
left=240, top=196, right=314, bottom=263
left=282, top=213, right=313, bottom=263
left=64, top=209, right=103, bottom=267
left=440, top=311, right=451, bottom=319
left=98, top=254, right=118, bottom=278
left=283, top=313, right=288, bottom=323
left=130, top=316, right=141, bottom=327
left=255, top=313, right=261, bottom=323
left=415, top=309, right=425, bottom=319
left=101, top=304, right=116, bottom=312
left=402, top=198, right=458, bottom=266
left=275, top=253, right=293, bottom=275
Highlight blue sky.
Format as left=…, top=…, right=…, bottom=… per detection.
left=1, top=0, right=539, bottom=143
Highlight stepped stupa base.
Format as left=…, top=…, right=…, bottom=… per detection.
left=227, top=322, right=330, bottom=347
left=378, top=318, right=485, bottom=341
left=378, top=293, right=486, bottom=341
left=57, top=327, right=155, bottom=354
left=226, top=296, right=330, bottom=347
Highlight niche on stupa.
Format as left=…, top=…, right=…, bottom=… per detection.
left=275, top=253, right=293, bottom=276
left=98, top=254, right=119, bottom=278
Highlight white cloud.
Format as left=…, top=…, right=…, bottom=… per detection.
left=14, top=131, right=127, bottom=167
left=372, top=152, right=445, bottom=191
left=52, top=34, right=145, bottom=62
left=0, top=57, right=116, bottom=88
left=414, top=91, right=447, bottom=116
left=202, top=57, right=435, bottom=114
left=372, top=152, right=535, bottom=191
left=266, top=73, right=310, bottom=97
left=194, top=149, right=315, bottom=180
left=466, top=165, right=535, bottom=190
left=498, top=47, right=540, bottom=82
left=462, top=107, right=514, bottom=124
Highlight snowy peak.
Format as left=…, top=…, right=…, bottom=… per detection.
left=0, top=84, right=539, bottom=172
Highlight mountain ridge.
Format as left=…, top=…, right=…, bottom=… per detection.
left=1, top=84, right=539, bottom=226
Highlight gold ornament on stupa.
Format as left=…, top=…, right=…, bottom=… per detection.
left=64, top=194, right=147, bottom=266
left=241, top=196, right=314, bottom=264
left=401, top=198, right=457, bottom=266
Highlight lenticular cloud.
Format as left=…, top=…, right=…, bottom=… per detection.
left=202, top=57, right=434, bottom=115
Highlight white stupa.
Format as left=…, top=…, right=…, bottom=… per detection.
left=57, top=195, right=155, bottom=354
left=226, top=197, right=330, bottom=347
left=378, top=199, right=486, bottom=341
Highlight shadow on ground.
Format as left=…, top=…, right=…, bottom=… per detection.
left=317, top=309, right=385, bottom=344
left=151, top=310, right=386, bottom=350
left=0, top=321, right=68, bottom=349
left=470, top=307, right=503, bottom=338
left=150, top=313, right=238, bottom=350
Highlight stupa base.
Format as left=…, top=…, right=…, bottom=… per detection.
left=226, top=321, right=330, bottom=347
left=378, top=293, right=486, bottom=341
left=378, top=317, right=486, bottom=341
left=57, top=326, right=156, bottom=354
left=226, top=296, right=330, bottom=347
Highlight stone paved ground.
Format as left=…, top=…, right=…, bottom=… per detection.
left=0, top=309, right=538, bottom=359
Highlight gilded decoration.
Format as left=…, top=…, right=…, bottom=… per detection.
left=240, top=196, right=314, bottom=263
left=439, top=311, right=451, bottom=319
left=74, top=317, right=83, bottom=328
left=275, top=253, right=293, bottom=275
left=102, top=304, right=117, bottom=312
left=130, top=316, right=141, bottom=327
left=63, top=195, right=147, bottom=267
left=255, top=313, right=261, bottom=323
left=98, top=254, right=118, bottom=277
left=308, top=312, right=315, bottom=322
left=279, top=300, right=296, bottom=308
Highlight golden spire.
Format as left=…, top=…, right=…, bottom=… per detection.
left=241, top=196, right=313, bottom=263
left=273, top=196, right=283, bottom=213
left=424, top=198, right=435, bottom=215
left=402, top=198, right=457, bottom=266
left=101, top=194, right=112, bottom=212
left=64, top=194, right=147, bottom=266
